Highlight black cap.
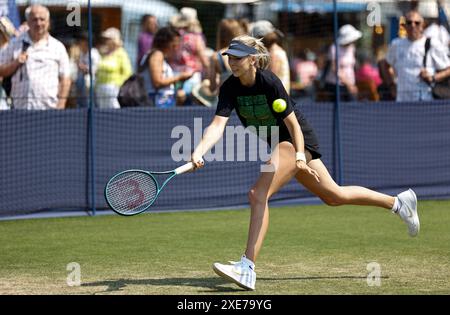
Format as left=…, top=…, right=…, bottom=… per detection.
left=222, top=40, right=257, bottom=58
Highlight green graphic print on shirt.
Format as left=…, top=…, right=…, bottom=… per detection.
left=236, top=95, right=277, bottom=136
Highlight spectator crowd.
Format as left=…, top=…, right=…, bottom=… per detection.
left=1, top=4, right=450, bottom=110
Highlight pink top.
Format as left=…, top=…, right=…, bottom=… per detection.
left=171, top=31, right=205, bottom=73
left=294, top=60, right=318, bottom=87
left=355, top=63, right=382, bottom=87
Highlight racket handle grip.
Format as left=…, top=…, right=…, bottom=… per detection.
left=174, top=162, right=196, bottom=175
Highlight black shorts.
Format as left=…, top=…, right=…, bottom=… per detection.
left=279, top=114, right=322, bottom=160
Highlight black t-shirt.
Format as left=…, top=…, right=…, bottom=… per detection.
left=215, top=69, right=319, bottom=155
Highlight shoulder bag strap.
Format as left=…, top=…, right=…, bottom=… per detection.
left=423, top=37, right=431, bottom=68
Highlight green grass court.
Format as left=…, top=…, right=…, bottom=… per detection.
left=0, top=200, right=449, bottom=295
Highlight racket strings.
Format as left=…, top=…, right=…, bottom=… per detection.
left=106, top=171, right=157, bottom=214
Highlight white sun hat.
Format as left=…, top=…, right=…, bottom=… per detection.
left=337, top=24, right=362, bottom=46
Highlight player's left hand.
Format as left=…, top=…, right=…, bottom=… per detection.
left=296, top=160, right=320, bottom=182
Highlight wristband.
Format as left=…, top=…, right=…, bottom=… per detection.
left=295, top=152, right=306, bottom=163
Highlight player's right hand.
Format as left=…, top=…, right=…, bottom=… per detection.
left=191, top=153, right=204, bottom=170
left=296, top=160, right=320, bottom=182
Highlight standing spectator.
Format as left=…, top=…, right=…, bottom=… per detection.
left=0, top=5, right=71, bottom=110
left=377, top=58, right=396, bottom=101
left=356, top=52, right=382, bottom=87
left=137, top=14, right=158, bottom=67
left=250, top=20, right=290, bottom=93
left=76, top=32, right=100, bottom=108
left=211, top=19, right=246, bottom=91
left=142, top=27, right=193, bottom=108
left=355, top=51, right=382, bottom=101
left=95, top=27, right=132, bottom=109
left=170, top=7, right=209, bottom=104
left=194, top=18, right=246, bottom=107
left=0, top=16, right=16, bottom=110
left=324, top=24, right=362, bottom=101
left=383, top=10, right=450, bottom=102
left=290, top=49, right=318, bottom=101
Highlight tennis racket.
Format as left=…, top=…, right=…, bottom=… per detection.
left=104, top=161, right=199, bottom=216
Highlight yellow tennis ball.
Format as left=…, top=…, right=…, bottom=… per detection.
left=272, top=98, right=287, bottom=113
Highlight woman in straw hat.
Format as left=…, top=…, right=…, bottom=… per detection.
left=169, top=7, right=209, bottom=105
left=251, top=20, right=291, bottom=94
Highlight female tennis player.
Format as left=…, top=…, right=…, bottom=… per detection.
left=190, top=35, right=419, bottom=291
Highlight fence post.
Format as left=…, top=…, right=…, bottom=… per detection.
left=88, top=0, right=96, bottom=216
left=333, top=0, right=343, bottom=185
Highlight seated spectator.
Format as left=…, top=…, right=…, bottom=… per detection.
left=0, top=5, right=71, bottom=110
left=95, top=27, right=132, bottom=108
left=169, top=7, right=209, bottom=105
left=250, top=20, right=290, bottom=93
left=142, top=27, right=193, bottom=108
left=75, top=32, right=100, bottom=108
left=137, top=14, right=158, bottom=68
left=383, top=10, right=450, bottom=102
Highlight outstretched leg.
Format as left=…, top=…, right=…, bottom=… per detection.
left=295, top=153, right=419, bottom=237
left=296, top=158, right=395, bottom=209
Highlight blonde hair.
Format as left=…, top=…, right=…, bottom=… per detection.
left=232, top=35, right=270, bottom=70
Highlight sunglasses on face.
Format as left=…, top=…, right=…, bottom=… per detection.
left=404, top=20, right=422, bottom=26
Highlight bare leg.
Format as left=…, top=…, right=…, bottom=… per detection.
left=245, top=142, right=299, bottom=262
left=244, top=142, right=396, bottom=263
left=296, top=157, right=395, bottom=209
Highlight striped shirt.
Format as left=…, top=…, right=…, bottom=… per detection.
left=0, top=32, right=70, bottom=110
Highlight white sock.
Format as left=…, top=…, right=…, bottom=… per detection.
left=392, top=197, right=401, bottom=214
left=241, top=255, right=255, bottom=270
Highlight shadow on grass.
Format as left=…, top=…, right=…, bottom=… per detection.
left=82, top=274, right=389, bottom=294
left=82, top=277, right=243, bottom=294
left=260, top=275, right=389, bottom=281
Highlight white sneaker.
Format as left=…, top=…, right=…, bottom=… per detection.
left=212, top=256, right=256, bottom=290
left=396, top=189, right=420, bottom=237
